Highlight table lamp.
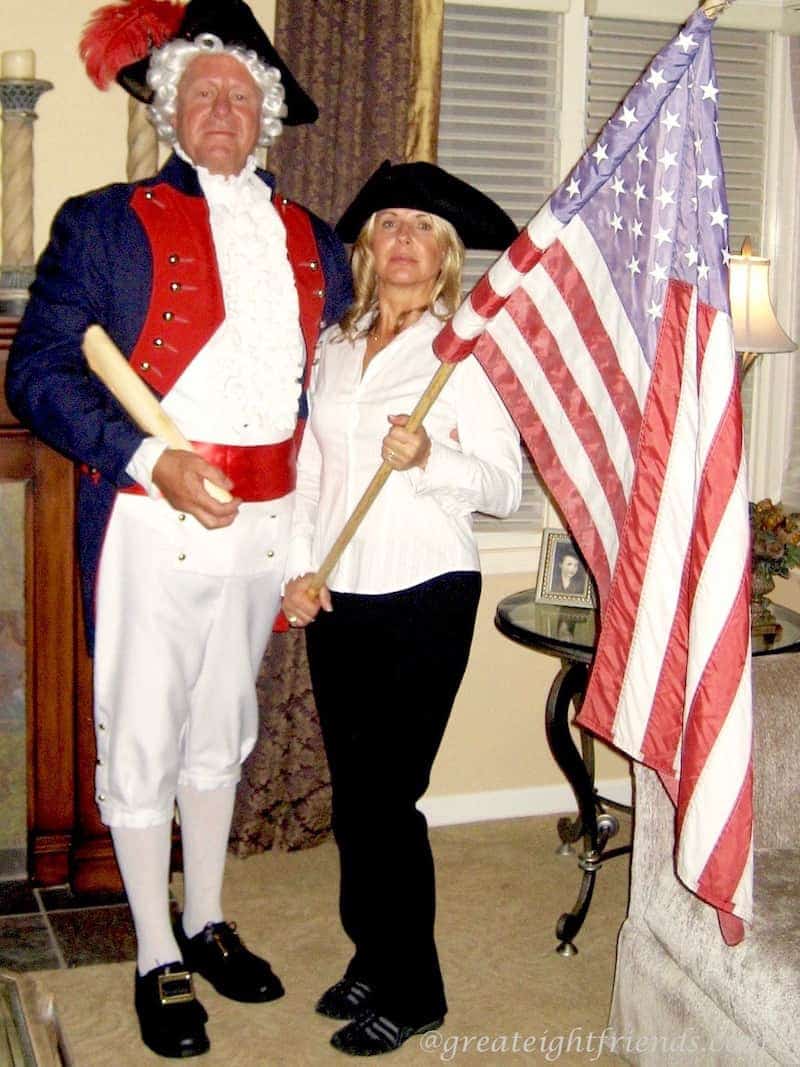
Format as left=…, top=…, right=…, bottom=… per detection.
left=728, top=237, right=796, bottom=377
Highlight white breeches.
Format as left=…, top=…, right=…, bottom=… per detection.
left=93, top=492, right=293, bottom=828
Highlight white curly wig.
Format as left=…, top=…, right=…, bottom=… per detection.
left=147, top=32, right=286, bottom=148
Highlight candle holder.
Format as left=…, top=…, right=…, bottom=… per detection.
left=0, top=75, right=53, bottom=316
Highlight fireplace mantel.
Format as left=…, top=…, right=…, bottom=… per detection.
left=1, top=316, right=122, bottom=894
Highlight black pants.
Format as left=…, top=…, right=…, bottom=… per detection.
left=305, top=571, right=481, bottom=1025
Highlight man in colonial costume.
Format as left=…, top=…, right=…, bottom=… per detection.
left=6, top=0, right=350, bottom=1057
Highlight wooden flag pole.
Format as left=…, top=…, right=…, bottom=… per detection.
left=81, top=324, right=233, bottom=503
left=309, top=359, right=458, bottom=593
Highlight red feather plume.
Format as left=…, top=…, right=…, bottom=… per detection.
left=79, top=0, right=185, bottom=90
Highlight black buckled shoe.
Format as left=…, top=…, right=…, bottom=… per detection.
left=316, top=977, right=375, bottom=1020
left=174, top=917, right=284, bottom=1004
left=330, top=1010, right=444, bottom=1056
left=134, top=964, right=210, bottom=1059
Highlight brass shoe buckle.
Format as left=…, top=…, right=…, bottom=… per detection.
left=157, top=969, right=195, bottom=1006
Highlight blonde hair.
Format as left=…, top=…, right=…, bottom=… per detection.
left=338, top=212, right=464, bottom=340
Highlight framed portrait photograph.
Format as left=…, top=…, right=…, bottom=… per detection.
left=535, top=529, right=596, bottom=609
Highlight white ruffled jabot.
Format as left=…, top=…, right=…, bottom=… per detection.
left=164, top=147, right=304, bottom=444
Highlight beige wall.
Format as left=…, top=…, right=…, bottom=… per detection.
left=767, top=570, right=800, bottom=613
left=431, top=572, right=629, bottom=799
left=1, top=0, right=628, bottom=809
left=1, top=0, right=276, bottom=257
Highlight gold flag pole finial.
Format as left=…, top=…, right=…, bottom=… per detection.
left=702, top=0, right=732, bottom=19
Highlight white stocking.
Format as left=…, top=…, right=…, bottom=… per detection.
left=176, top=782, right=237, bottom=938
left=111, top=822, right=181, bottom=975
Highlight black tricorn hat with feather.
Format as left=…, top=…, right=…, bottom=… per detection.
left=80, top=0, right=317, bottom=126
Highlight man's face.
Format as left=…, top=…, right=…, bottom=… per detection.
left=174, top=53, right=262, bottom=176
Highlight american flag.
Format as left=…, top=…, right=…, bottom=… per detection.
left=434, top=8, right=753, bottom=939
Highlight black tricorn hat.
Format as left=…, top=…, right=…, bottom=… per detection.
left=335, top=161, right=518, bottom=251
left=116, top=0, right=317, bottom=125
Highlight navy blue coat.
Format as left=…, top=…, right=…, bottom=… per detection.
left=6, top=154, right=352, bottom=649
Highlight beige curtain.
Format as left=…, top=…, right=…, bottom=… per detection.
left=229, top=0, right=444, bottom=856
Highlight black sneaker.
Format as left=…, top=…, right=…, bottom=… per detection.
left=316, top=977, right=375, bottom=1020
left=134, top=963, right=210, bottom=1059
left=330, top=1010, right=443, bottom=1056
left=174, top=917, right=284, bottom=1004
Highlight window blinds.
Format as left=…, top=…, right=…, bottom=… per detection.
left=439, top=3, right=562, bottom=531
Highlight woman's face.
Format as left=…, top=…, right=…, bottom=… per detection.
left=560, top=554, right=579, bottom=580
left=370, top=209, right=445, bottom=296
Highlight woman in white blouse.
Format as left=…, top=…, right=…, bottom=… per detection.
left=282, top=161, right=521, bottom=1057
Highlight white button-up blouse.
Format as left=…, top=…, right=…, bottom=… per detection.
left=285, top=309, right=522, bottom=594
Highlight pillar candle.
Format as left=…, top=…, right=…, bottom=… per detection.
left=1, top=50, right=36, bottom=80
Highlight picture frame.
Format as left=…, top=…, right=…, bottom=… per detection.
left=534, top=529, right=596, bottom=610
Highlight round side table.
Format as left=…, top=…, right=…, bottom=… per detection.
left=495, top=592, right=800, bottom=955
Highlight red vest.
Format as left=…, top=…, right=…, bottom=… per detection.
left=128, top=183, right=325, bottom=402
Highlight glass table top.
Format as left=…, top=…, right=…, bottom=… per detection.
left=495, top=590, right=800, bottom=663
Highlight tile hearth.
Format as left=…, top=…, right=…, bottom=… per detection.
left=0, top=880, right=138, bottom=973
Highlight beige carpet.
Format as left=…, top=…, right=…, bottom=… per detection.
left=29, top=815, right=630, bottom=1066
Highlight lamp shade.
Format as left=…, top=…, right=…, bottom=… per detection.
left=728, top=245, right=796, bottom=355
